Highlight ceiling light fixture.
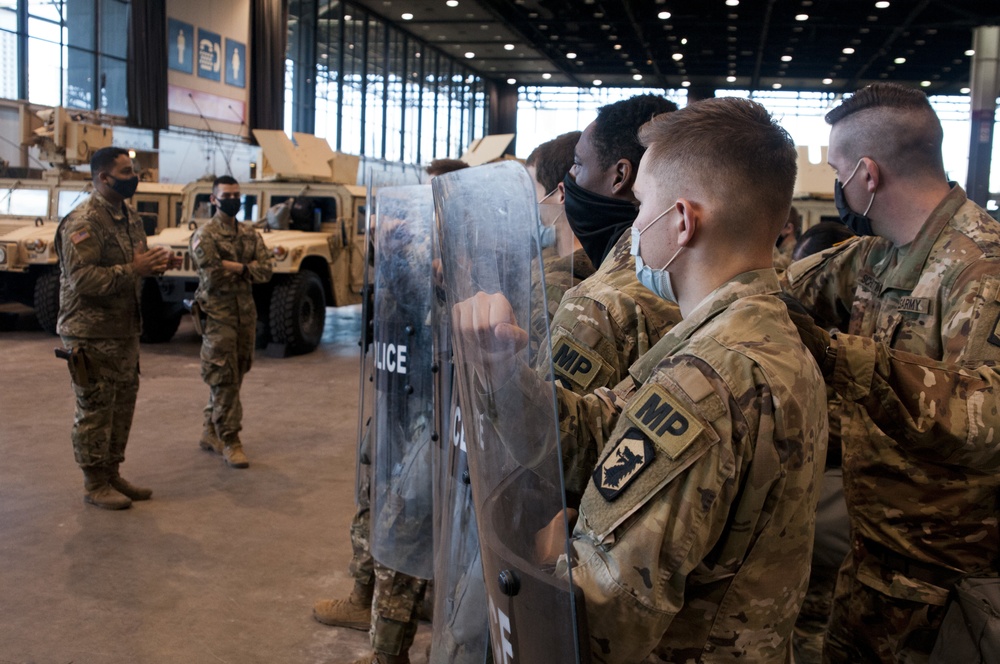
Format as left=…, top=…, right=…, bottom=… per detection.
left=672, top=53, right=683, bottom=61
left=795, top=14, right=808, bottom=21
left=542, top=73, right=552, bottom=79
left=464, top=52, right=475, bottom=59
left=965, top=49, right=975, bottom=56
left=402, top=13, right=414, bottom=20
left=920, top=80, right=931, bottom=87
left=344, top=14, right=352, bottom=20
left=726, top=75, right=736, bottom=82
left=446, top=0, right=458, bottom=5
left=781, top=55, right=792, bottom=62
left=613, top=44, right=622, bottom=50
left=507, top=78, right=517, bottom=85
left=960, top=87, right=970, bottom=94
left=842, top=47, right=855, bottom=54
left=875, top=1, right=889, bottom=7
left=682, top=80, right=691, bottom=87
left=894, top=57, right=906, bottom=64
left=822, top=78, right=833, bottom=84
left=658, top=11, right=671, bottom=19
left=504, top=44, right=514, bottom=50
left=726, top=0, right=739, bottom=6
left=566, top=52, right=577, bottom=59
left=680, top=38, right=687, bottom=44
left=633, top=73, right=643, bottom=80
left=772, top=83, right=782, bottom=89
left=593, top=79, right=602, bottom=86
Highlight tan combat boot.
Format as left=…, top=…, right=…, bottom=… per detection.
left=223, top=442, right=249, bottom=469
left=82, top=468, right=132, bottom=510
left=199, top=426, right=223, bottom=455
left=313, top=580, right=374, bottom=630
left=108, top=464, right=152, bottom=501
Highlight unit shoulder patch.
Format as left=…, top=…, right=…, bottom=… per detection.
left=593, top=427, right=654, bottom=501
left=551, top=335, right=604, bottom=390
left=624, top=382, right=704, bottom=460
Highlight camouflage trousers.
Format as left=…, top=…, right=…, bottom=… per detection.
left=200, top=316, right=255, bottom=443
left=823, top=558, right=946, bottom=664
left=61, top=335, right=140, bottom=469
left=352, top=450, right=427, bottom=655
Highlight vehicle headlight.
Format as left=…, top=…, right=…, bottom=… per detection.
left=28, top=239, right=47, bottom=253
left=272, top=245, right=288, bottom=261
left=0, top=246, right=7, bottom=264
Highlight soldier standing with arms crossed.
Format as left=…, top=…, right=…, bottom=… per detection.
left=56, top=146, right=180, bottom=510
left=783, top=82, right=1000, bottom=662
left=191, top=175, right=272, bottom=469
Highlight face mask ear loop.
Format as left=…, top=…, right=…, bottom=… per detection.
left=539, top=188, right=559, bottom=204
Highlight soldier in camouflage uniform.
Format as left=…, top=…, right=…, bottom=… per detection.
left=545, top=95, right=683, bottom=442
left=56, top=147, right=179, bottom=510
left=772, top=205, right=801, bottom=270
left=191, top=176, right=272, bottom=469
left=454, top=98, right=828, bottom=663
left=782, top=83, right=1000, bottom=663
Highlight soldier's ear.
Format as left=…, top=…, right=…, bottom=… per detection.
left=610, top=158, right=636, bottom=198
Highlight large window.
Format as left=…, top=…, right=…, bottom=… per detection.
left=0, top=0, right=130, bottom=116
left=287, top=0, right=487, bottom=162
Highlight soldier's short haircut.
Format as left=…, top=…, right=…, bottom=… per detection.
left=213, top=175, right=239, bottom=191
left=425, top=159, right=469, bottom=177
left=592, top=94, right=678, bottom=172
left=825, top=82, right=945, bottom=179
left=526, top=130, right=581, bottom=194
left=638, top=97, right=797, bottom=240
left=90, top=147, right=130, bottom=177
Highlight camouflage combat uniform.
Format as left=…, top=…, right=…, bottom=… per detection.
left=536, top=268, right=828, bottom=662
left=56, top=191, right=146, bottom=472
left=529, top=247, right=595, bottom=361
left=190, top=213, right=272, bottom=447
left=784, top=185, right=1000, bottom=663
left=546, top=232, right=682, bottom=396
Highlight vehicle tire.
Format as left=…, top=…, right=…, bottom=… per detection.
left=33, top=269, right=60, bottom=335
left=140, top=278, right=184, bottom=343
left=269, top=271, right=326, bottom=355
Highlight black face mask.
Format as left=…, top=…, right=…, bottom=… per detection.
left=833, top=178, right=875, bottom=236
left=109, top=175, right=140, bottom=200
left=562, top=173, right=638, bottom=267
left=216, top=198, right=242, bottom=218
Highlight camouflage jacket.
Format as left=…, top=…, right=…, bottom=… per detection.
left=191, top=213, right=272, bottom=324
left=55, top=191, right=146, bottom=339
left=542, top=268, right=827, bottom=663
left=784, top=185, right=1000, bottom=606
left=529, top=248, right=595, bottom=361
left=772, top=237, right=796, bottom=271
left=544, top=232, right=682, bottom=395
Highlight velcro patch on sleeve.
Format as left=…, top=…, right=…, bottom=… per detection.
left=624, top=382, right=704, bottom=460
left=70, top=229, right=91, bottom=245
left=592, top=427, right=655, bottom=501
left=988, top=312, right=1000, bottom=349
left=550, top=335, right=604, bottom=391
left=897, top=296, right=930, bottom=315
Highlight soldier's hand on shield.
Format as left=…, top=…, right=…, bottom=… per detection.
left=453, top=291, right=529, bottom=383
left=134, top=245, right=171, bottom=277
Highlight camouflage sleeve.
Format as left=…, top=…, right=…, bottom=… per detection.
left=247, top=231, right=273, bottom=284
left=59, top=214, right=137, bottom=296
left=546, top=295, right=626, bottom=394
left=783, top=236, right=873, bottom=329
left=833, top=267, right=1000, bottom=470
left=190, top=229, right=230, bottom=287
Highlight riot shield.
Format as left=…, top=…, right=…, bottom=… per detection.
left=369, top=184, right=435, bottom=580
left=432, top=161, right=589, bottom=664
left=430, top=225, right=489, bottom=663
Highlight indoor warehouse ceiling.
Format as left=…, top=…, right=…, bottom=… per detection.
left=344, top=0, right=1000, bottom=93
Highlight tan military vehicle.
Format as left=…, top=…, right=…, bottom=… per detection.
left=146, top=131, right=367, bottom=354
left=0, top=174, right=183, bottom=335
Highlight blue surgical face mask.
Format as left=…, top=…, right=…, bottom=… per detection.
left=834, top=158, right=876, bottom=236
left=631, top=204, right=684, bottom=303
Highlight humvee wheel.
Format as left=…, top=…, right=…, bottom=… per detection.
left=270, top=271, right=326, bottom=355
left=33, top=269, right=60, bottom=335
left=140, top=279, right=184, bottom=343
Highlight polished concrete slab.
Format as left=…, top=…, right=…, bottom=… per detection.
left=0, top=305, right=430, bottom=664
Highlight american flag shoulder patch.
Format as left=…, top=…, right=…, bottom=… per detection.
left=70, top=229, right=91, bottom=244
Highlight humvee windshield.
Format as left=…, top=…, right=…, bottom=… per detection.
left=58, top=189, right=91, bottom=217
left=1, top=188, right=48, bottom=217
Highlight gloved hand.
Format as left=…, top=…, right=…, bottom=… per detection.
left=777, top=292, right=834, bottom=376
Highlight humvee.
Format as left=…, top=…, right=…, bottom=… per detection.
left=147, top=178, right=367, bottom=354
left=0, top=174, right=184, bottom=335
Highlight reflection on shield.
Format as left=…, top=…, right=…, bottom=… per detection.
left=432, top=161, right=590, bottom=663
left=369, top=185, right=436, bottom=580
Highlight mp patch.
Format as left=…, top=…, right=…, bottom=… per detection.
left=593, top=427, right=655, bottom=501
left=624, top=382, right=704, bottom=460
left=551, top=336, right=603, bottom=390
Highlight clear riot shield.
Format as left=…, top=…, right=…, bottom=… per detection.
left=430, top=224, right=489, bottom=663
left=538, top=197, right=577, bottom=263
left=433, top=161, right=589, bottom=664
left=369, top=184, right=435, bottom=580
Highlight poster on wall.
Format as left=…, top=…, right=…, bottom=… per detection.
left=197, top=27, right=223, bottom=82
left=225, top=39, right=246, bottom=89
left=168, top=18, right=194, bottom=74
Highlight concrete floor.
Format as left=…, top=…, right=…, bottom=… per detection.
left=0, top=305, right=430, bottom=664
